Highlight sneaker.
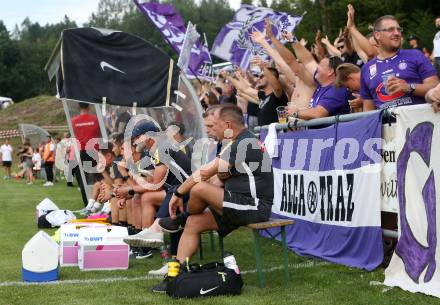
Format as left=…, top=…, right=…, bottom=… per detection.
left=135, top=248, right=154, bottom=259
left=123, top=228, right=164, bottom=248
left=158, top=214, right=186, bottom=233
left=151, top=276, right=170, bottom=293
left=148, top=264, right=168, bottom=276
left=43, top=181, right=53, bottom=186
left=100, top=201, right=111, bottom=214
left=79, top=199, right=95, bottom=215
left=129, top=247, right=140, bottom=258
left=90, top=201, right=102, bottom=213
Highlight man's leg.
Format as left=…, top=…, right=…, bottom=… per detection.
left=132, top=195, right=142, bottom=231
left=176, top=210, right=218, bottom=262
left=187, top=182, right=224, bottom=215
left=140, top=191, right=166, bottom=229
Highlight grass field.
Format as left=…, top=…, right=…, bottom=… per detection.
left=0, top=176, right=438, bottom=305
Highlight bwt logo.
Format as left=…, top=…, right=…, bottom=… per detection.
left=64, top=233, right=79, bottom=238
left=396, top=122, right=437, bottom=284
left=84, top=236, right=103, bottom=242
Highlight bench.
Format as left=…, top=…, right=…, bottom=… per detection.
left=199, top=218, right=294, bottom=288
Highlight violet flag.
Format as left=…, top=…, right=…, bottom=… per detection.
left=133, top=0, right=211, bottom=78
left=211, top=4, right=303, bottom=69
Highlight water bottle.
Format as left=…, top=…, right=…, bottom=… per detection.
left=223, top=251, right=240, bottom=274
left=167, top=257, right=180, bottom=278
left=160, top=244, right=170, bottom=262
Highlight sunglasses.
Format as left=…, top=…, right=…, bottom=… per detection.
left=376, top=27, right=403, bottom=34
left=337, top=45, right=344, bottom=50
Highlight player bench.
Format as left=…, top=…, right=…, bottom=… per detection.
left=199, top=218, right=294, bottom=288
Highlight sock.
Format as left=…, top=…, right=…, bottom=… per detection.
left=128, top=225, right=134, bottom=235
left=86, top=199, right=95, bottom=210
left=119, top=221, right=128, bottom=227
left=135, top=228, right=142, bottom=234
left=170, top=231, right=183, bottom=256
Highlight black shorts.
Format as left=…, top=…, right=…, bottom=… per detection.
left=210, top=190, right=272, bottom=238
left=2, top=161, right=12, bottom=167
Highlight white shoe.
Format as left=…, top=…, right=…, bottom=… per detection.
left=148, top=264, right=168, bottom=276
left=80, top=199, right=95, bottom=215
left=43, top=181, right=51, bottom=186
left=123, top=228, right=164, bottom=248
left=100, top=201, right=111, bottom=214
left=91, top=201, right=102, bottom=213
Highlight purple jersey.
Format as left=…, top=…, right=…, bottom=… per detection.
left=360, top=49, right=437, bottom=109
left=310, top=71, right=350, bottom=116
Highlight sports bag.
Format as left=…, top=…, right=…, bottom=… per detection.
left=166, top=262, right=243, bottom=298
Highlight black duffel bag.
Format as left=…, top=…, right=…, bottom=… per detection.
left=166, top=262, right=243, bottom=298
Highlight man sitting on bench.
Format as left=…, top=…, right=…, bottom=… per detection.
left=153, top=104, right=274, bottom=293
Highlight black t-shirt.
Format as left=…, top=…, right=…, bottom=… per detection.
left=219, top=94, right=237, bottom=105
left=247, top=102, right=259, bottom=116
left=257, top=91, right=288, bottom=126
left=341, top=51, right=364, bottom=68
left=138, top=145, right=192, bottom=188
left=218, top=129, right=273, bottom=203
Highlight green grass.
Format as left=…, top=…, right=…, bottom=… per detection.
left=0, top=177, right=438, bottom=305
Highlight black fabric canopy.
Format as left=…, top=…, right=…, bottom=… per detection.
left=47, top=27, right=179, bottom=107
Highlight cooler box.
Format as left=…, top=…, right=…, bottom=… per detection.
left=78, top=226, right=129, bottom=271
left=36, top=198, right=59, bottom=223
left=59, top=222, right=107, bottom=267
left=22, top=231, right=59, bottom=282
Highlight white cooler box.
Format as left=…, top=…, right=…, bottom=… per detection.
left=78, top=225, right=129, bottom=271
left=35, top=198, right=59, bottom=223
left=60, top=222, right=107, bottom=267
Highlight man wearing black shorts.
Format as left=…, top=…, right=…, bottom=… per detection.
left=153, top=104, right=273, bottom=291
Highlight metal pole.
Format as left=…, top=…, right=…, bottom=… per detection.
left=382, top=229, right=398, bottom=239
left=254, top=109, right=392, bottom=132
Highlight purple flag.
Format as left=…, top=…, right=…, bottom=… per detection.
left=133, top=0, right=212, bottom=78
left=211, top=4, right=303, bottom=69
left=260, top=112, right=384, bottom=271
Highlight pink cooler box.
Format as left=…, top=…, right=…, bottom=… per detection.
left=60, top=223, right=107, bottom=267
left=78, top=226, right=129, bottom=271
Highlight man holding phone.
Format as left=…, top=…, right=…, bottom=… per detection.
left=360, top=15, right=439, bottom=110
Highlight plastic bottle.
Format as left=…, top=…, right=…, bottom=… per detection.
left=160, top=244, right=170, bottom=262
left=167, top=257, right=180, bottom=278
left=223, top=251, right=240, bottom=274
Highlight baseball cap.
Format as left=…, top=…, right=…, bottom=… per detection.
left=407, top=35, right=417, bottom=41
left=131, top=122, right=160, bottom=138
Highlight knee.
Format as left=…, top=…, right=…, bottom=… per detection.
left=184, top=216, right=203, bottom=234
left=190, top=182, right=206, bottom=198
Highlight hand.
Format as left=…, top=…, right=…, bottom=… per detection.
left=114, top=185, right=129, bottom=198
left=287, top=103, right=299, bottom=115
left=264, top=18, right=274, bottom=39
left=321, top=35, right=330, bottom=45
left=348, top=93, right=363, bottom=109
left=169, top=195, right=184, bottom=219
left=299, top=38, right=308, bottom=47
left=426, top=85, right=440, bottom=112
left=386, top=77, right=410, bottom=95
left=347, top=4, right=355, bottom=28
left=117, top=198, right=126, bottom=209
left=217, top=171, right=231, bottom=181
left=314, top=29, right=322, bottom=43
left=251, top=30, right=266, bottom=45
left=281, top=31, right=294, bottom=43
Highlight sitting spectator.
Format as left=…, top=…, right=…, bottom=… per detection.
left=360, top=15, right=439, bottom=110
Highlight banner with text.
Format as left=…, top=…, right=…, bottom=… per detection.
left=262, top=112, right=384, bottom=270
left=384, top=104, right=440, bottom=298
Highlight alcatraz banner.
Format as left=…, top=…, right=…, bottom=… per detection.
left=262, top=112, right=384, bottom=270
left=384, top=104, right=440, bottom=298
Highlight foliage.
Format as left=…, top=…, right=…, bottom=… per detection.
left=0, top=0, right=439, bottom=103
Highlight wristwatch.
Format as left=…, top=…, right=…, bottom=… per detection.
left=128, top=188, right=135, bottom=196
left=122, top=175, right=129, bottom=182
left=174, top=188, right=184, bottom=198
left=408, top=83, right=416, bottom=95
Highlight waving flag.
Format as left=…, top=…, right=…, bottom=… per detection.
left=260, top=112, right=384, bottom=270
left=211, top=4, right=303, bottom=69
left=134, top=0, right=211, bottom=78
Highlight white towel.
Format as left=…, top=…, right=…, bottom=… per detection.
left=264, top=123, right=279, bottom=158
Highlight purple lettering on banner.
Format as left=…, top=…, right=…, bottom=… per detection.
left=396, top=122, right=437, bottom=283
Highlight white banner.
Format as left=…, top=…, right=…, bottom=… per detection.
left=273, top=166, right=381, bottom=227
left=381, top=124, right=398, bottom=213
left=178, top=21, right=200, bottom=72
left=384, top=104, right=440, bottom=298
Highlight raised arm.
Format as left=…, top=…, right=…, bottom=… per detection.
left=221, top=70, right=259, bottom=101
left=321, top=35, right=342, bottom=57
left=252, top=31, right=314, bottom=88
left=346, top=4, right=377, bottom=59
